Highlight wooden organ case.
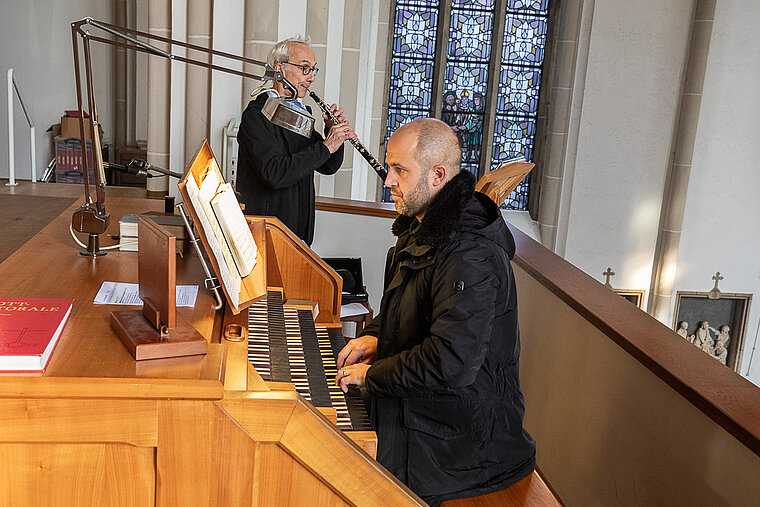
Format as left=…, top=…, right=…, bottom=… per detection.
left=0, top=145, right=422, bottom=506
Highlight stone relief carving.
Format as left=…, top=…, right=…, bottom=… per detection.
left=684, top=320, right=731, bottom=364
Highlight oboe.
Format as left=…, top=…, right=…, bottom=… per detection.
left=308, top=90, right=388, bottom=182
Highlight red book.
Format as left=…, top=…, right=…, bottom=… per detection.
left=0, top=297, right=74, bottom=372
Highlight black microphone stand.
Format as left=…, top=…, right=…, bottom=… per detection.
left=104, top=159, right=184, bottom=180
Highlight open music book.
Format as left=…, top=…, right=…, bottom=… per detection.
left=183, top=163, right=257, bottom=309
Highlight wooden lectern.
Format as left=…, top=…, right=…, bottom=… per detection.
left=475, top=159, right=535, bottom=207
left=110, top=215, right=207, bottom=360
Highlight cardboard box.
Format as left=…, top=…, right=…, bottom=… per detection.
left=60, top=115, right=95, bottom=141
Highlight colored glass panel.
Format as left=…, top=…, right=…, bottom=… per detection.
left=389, top=60, right=435, bottom=108
left=393, top=7, right=439, bottom=58
left=503, top=15, right=547, bottom=66
left=452, top=0, right=495, bottom=9
left=398, top=0, right=440, bottom=7
left=507, top=0, right=549, bottom=14
left=497, top=66, right=541, bottom=115
left=492, top=116, right=536, bottom=164
left=447, top=11, right=494, bottom=60
left=442, top=62, right=488, bottom=167
left=443, top=64, right=489, bottom=98
left=491, top=115, right=533, bottom=210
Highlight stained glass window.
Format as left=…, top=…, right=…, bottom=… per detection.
left=384, top=0, right=550, bottom=209
left=442, top=2, right=493, bottom=177
left=383, top=1, right=440, bottom=201
left=494, top=2, right=549, bottom=207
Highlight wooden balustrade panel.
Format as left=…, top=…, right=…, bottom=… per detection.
left=514, top=265, right=760, bottom=506
left=157, top=399, right=257, bottom=507
left=255, top=443, right=349, bottom=506
left=0, top=398, right=157, bottom=446
left=0, top=443, right=154, bottom=506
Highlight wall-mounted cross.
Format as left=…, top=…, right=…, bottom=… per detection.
left=708, top=271, right=723, bottom=299
left=603, top=267, right=615, bottom=288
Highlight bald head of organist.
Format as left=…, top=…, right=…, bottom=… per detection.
left=336, top=118, right=536, bottom=504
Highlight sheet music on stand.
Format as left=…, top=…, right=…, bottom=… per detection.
left=178, top=141, right=266, bottom=313
left=184, top=170, right=243, bottom=308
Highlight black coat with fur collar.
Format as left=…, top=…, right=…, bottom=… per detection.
left=362, top=171, right=536, bottom=505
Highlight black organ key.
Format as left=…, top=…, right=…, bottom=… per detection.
left=266, top=291, right=290, bottom=382
left=327, top=327, right=372, bottom=431
left=296, top=310, right=332, bottom=409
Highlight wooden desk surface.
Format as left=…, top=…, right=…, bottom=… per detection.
left=0, top=197, right=225, bottom=398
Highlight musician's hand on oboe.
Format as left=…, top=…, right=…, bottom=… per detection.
left=323, top=103, right=346, bottom=130
left=323, top=121, right=357, bottom=153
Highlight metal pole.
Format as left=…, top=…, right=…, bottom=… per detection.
left=29, top=126, right=36, bottom=182
left=176, top=202, right=224, bottom=310
left=6, top=69, right=17, bottom=186
left=11, top=71, right=37, bottom=183
left=7, top=69, right=39, bottom=183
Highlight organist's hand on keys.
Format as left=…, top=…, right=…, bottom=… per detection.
left=337, top=363, right=369, bottom=393
left=336, top=335, right=377, bottom=393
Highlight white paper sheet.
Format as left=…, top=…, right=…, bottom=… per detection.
left=340, top=302, right=370, bottom=318
left=93, top=281, right=199, bottom=307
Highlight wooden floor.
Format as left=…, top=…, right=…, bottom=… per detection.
left=0, top=179, right=149, bottom=262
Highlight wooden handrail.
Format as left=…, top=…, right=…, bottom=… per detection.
left=316, top=196, right=398, bottom=219
left=509, top=223, right=760, bottom=457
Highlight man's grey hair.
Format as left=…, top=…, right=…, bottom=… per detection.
left=267, top=35, right=312, bottom=67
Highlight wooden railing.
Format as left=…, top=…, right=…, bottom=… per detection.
left=316, top=196, right=398, bottom=219
left=314, top=197, right=760, bottom=505
left=509, top=224, right=760, bottom=506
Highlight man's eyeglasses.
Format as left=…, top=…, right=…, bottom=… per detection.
left=282, top=61, right=319, bottom=77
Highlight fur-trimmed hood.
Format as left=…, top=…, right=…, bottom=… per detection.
left=391, top=170, right=516, bottom=259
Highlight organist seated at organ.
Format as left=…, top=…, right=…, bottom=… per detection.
left=336, top=118, right=537, bottom=505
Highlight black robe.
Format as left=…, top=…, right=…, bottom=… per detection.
left=236, top=94, right=344, bottom=245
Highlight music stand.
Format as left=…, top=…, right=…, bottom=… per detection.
left=475, top=159, right=535, bottom=207
left=110, top=215, right=207, bottom=360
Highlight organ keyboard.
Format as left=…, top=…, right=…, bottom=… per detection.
left=247, top=289, right=371, bottom=431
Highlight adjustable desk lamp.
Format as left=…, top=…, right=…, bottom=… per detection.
left=70, top=17, right=310, bottom=257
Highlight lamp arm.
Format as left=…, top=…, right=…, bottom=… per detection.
left=69, top=17, right=297, bottom=257
left=73, top=18, right=294, bottom=87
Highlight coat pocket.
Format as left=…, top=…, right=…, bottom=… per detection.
left=403, top=396, right=485, bottom=438
left=402, top=397, right=488, bottom=495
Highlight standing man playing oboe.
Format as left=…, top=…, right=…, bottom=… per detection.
left=236, top=36, right=356, bottom=246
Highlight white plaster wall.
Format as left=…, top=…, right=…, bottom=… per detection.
left=208, top=0, right=244, bottom=164
left=312, top=210, right=395, bottom=314
left=561, top=0, right=693, bottom=291
left=0, top=0, right=113, bottom=181
left=675, top=0, right=760, bottom=384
